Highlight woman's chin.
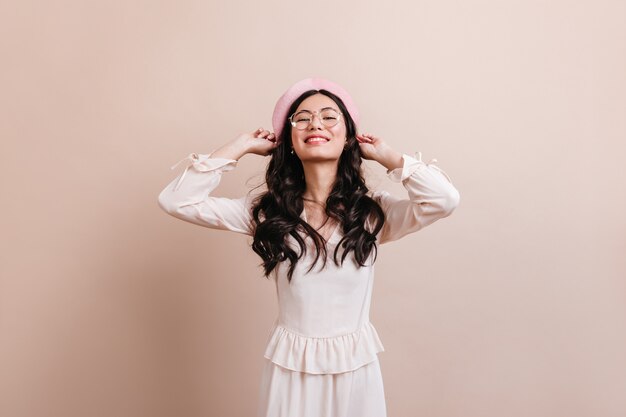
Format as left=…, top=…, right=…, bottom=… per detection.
left=299, top=153, right=343, bottom=163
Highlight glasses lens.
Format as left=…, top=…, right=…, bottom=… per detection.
left=292, top=112, right=312, bottom=130
left=320, top=109, right=340, bottom=127
left=291, top=109, right=341, bottom=130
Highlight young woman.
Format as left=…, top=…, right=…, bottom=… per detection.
left=158, top=77, right=460, bottom=417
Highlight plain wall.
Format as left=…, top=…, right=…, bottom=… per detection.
left=1, top=0, right=625, bottom=416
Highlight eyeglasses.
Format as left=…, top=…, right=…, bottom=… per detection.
left=288, top=108, right=343, bottom=130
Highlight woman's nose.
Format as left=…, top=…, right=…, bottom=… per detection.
left=309, top=113, right=323, bottom=129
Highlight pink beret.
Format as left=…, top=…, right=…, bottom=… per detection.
left=271, top=77, right=360, bottom=140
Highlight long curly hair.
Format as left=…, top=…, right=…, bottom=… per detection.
left=250, top=89, right=385, bottom=282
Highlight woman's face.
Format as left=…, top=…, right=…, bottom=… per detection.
left=290, top=93, right=347, bottom=163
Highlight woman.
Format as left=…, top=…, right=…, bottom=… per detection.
left=158, top=77, right=460, bottom=417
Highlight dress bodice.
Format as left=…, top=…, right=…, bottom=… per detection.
left=263, top=220, right=384, bottom=374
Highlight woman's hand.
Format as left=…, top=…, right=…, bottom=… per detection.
left=238, top=127, right=278, bottom=157
left=356, top=133, right=403, bottom=171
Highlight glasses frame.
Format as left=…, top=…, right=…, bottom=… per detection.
left=288, top=108, right=343, bottom=130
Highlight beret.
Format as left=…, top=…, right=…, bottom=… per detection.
left=271, top=77, right=360, bottom=140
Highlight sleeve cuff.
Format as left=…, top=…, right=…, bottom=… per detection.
left=169, top=152, right=238, bottom=191
left=386, top=151, right=451, bottom=183
left=386, top=153, right=423, bottom=183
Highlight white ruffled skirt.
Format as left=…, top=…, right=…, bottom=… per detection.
left=256, top=356, right=387, bottom=417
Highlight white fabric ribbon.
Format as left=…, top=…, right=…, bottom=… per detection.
left=414, top=151, right=453, bottom=183
left=169, top=153, right=200, bottom=191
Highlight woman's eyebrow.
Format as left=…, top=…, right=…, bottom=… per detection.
left=297, top=106, right=337, bottom=113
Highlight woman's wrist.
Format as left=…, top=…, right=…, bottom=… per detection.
left=209, top=138, right=249, bottom=161
left=376, top=147, right=404, bottom=171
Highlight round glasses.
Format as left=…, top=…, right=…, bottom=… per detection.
left=289, top=108, right=343, bottom=130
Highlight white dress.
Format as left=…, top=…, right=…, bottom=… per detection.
left=158, top=151, right=460, bottom=417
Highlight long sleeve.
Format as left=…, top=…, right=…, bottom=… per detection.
left=373, top=151, right=460, bottom=244
left=157, top=152, right=254, bottom=236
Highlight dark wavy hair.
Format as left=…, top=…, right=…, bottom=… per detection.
left=250, top=89, right=385, bottom=283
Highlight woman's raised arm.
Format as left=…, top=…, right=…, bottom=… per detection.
left=357, top=133, right=460, bottom=244
left=157, top=128, right=278, bottom=235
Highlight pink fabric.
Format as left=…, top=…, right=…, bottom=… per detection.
left=272, top=77, right=360, bottom=139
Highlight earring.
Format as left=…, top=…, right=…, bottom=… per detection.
left=290, top=148, right=294, bottom=154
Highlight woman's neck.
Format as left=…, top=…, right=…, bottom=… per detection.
left=301, top=160, right=338, bottom=203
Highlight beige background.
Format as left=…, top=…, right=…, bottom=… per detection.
left=1, top=0, right=625, bottom=416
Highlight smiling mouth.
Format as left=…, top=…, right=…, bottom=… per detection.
left=304, top=136, right=330, bottom=143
